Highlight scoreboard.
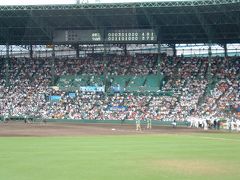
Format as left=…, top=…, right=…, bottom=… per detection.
left=54, top=30, right=102, bottom=43
left=106, top=29, right=156, bottom=42
left=53, top=29, right=157, bottom=43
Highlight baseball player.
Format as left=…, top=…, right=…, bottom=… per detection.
left=146, top=114, right=152, bottom=130
left=136, top=113, right=142, bottom=131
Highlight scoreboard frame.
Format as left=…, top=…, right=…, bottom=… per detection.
left=53, top=29, right=158, bottom=44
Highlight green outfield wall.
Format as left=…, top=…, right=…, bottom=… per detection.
left=0, top=116, right=189, bottom=126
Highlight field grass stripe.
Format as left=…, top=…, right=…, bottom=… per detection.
left=187, top=135, right=240, bottom=142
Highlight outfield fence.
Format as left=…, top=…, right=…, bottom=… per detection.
left=0, top=116, right=190, bottom=126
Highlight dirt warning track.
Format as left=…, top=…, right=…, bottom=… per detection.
left=0, top=121, right=224, bottom=137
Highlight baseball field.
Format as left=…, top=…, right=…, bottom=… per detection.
left=0, top=122, right=240, bottom=180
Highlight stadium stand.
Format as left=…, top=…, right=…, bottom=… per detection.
left=0, top=55, right=239, bottom=122
left=0, top=0, right=239, bottom=124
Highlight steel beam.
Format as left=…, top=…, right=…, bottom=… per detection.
left=0, top=0, right=239, bottom=11
left=28, top=10, right=53, bottom=39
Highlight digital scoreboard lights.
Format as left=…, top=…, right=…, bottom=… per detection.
left=91, top=33, right=102, bottom=41
left=106, top=29, right=157, bottom=42
left=53, top=29, right=157, bottom=43
left=64, top=30, right=102, bottom=42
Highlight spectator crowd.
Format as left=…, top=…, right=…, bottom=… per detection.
left=0, top=54, right=239, bottom=122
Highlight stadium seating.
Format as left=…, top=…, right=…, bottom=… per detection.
left=0, top=55, right=239, bottom=122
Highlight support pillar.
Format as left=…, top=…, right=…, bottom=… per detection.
left=124, top=44, right=127, bottom=56
left=157, top=42, right=161, bottom=75
left=76, top=44, right=79, bottom=58
left=30, top=45, right=33, bottom=58
left=51, top=45, right=55, bottom=86
left=208, top=42, right=212, bottom=78
left=103, top=43, right=107, bottom=92
left=223, top=43, right=228, bottom=57
left=173, top=44, right=177, bottom=57
left=5, top=43, right=10, bottom=87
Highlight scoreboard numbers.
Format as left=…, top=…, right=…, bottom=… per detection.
left=54, top=29, right=157, bottom=43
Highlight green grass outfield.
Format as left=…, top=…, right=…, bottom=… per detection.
left=0, top=133, right=240, bottom=180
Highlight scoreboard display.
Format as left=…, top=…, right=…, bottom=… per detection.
left=53, top=29, right=157, bottom=43
left=54, top=30, right=102, bottom=43
left=106, top=29, right=156, bottom=42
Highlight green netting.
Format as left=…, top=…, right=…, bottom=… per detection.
left=72, top=75, right=89, bottom=86
left=112, top=75, right=131, bottom=88
left=89, top=75, right=104, bottom=86
left=126, top=76, right=145, bottom=91
left=57, top=75, right=74, bottom=88
left=144, top=75, right=163, bottom=92
left=57, top=75, right=165, bottom=93
left=58, top=75, right=105, bottom=90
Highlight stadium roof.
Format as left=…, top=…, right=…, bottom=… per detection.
left=0, top=0, right=239, bottom=45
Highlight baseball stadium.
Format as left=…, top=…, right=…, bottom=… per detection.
left=0, top=0, right=240, bottom=179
